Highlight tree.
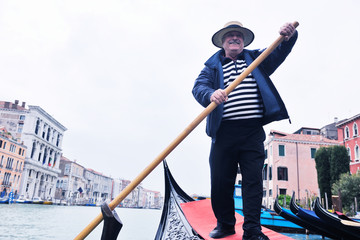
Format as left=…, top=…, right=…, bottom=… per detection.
left=315, top=145, right=350, bottom=208
left=329, top=145, right=350, bottom=185
left=332, top=173, right=360, bottom=214
left=315, top=147, right=332, bottom=206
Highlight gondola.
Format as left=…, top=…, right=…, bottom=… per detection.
left=289, top=193, right=343, bottom=239
left=154, top=160, right=203, bottom=239
left=313, top=197, right=360, bottom=240
left=99, top=161, right=296, bottom=239
left=273, top=194, right=333, bottom=238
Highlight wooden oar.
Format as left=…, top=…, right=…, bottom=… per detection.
left=74, top=21, right=299, bottom=240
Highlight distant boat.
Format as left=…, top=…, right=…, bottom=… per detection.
left=15, top=196, right=32, bottom=204
left=0, top=196, right=9, bottom=204
left=43, top=199, right=53, bottom=205
left=32, top=197, right=44, bottom=204
left=234, top=184, right=304, bottom=233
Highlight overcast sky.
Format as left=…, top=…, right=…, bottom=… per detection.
left=1, top=0, right=359, bottom=197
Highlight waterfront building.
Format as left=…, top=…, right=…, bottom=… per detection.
left=0, top=127, right=27, bottom=197
left=336, top=113, right=360, bottom=174
left=112, top=178, right=162, bottom=209
left=0, top=100, right=67, bottom=200
left=55, top=156, right=87, bottom=205
left=145, top=189, right=162, bottom=209
left=84, top=168, right=112, bottom=204
left=321, top=118, right=342, bottom=140
left=262, top=129, right=339, bottom=209
left=111, top=177, right=124, bottom=200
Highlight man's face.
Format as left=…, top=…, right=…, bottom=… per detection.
left=222, top=31, right=244, bottom=58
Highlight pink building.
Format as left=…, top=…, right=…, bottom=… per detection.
left=336, top=114, right=360, bottom=174
left=263, top=129, right=339, bottom=209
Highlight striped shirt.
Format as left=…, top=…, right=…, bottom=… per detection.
left=222, top=58, right=264, bottom=121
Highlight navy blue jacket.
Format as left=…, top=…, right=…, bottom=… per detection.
left=192, top=32, right=298, bottom=139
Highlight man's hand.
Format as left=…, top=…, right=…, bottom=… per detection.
left=279, top=23, right=296, bottom=41
left=210, top=89, right=228, bottom=105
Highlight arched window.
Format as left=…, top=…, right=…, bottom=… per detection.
left=30, top=142, right=36, bottom=159
left=345, top=126, right=350, bottom=139
left=46, top=128, right=51, bottom=141
left=347, top=147, right=352, bottom=161
left=35, top=119, right=40, bottom=134
left=355, top=145, right=359, bottom=161
left=354, top=123, right=359, bottom=137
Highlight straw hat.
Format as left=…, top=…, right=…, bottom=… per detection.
left=212, top=21, right=254, bottom=48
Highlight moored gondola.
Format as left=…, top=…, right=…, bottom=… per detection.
left=313, top=197, right=360, bottom=240
left=289, top=193, right=342, bottom=239
left=274, top=194, right=332, bottom=238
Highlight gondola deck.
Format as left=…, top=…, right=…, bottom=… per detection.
left=154, top=160, right=294, bottom=240
left=181, top=199, right=294, bottom=240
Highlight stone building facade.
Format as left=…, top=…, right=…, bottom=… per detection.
left=262, top=129, right=339, bottom=209
left=337, top=113, right=360, bottom=174
left=0, top=100, right=66, bottom=200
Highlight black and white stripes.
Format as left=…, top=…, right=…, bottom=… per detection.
left=222, top=59, right=264, bottom=121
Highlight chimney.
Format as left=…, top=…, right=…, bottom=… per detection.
left=14, top=100, right=19, bottom=105
left=21, top=102, right=26, bottom=108
left=334, top=117, right=338, bottom=123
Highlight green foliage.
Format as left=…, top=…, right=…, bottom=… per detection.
left=330, top=146, right=350, bottom=185
left=315, top=147, right=332, bottom=205
left=315, top=145, right=350, bottom=208
left=278, top=194, right=291, bottom=207
left=332, top=173, right=360, bottom=214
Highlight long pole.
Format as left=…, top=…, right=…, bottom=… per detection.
left=74, top=21, right=299, bottom=240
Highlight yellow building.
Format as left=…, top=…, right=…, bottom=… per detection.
left=0, top=127, right=27, bottom=197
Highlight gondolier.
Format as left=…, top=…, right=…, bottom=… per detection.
left=192, top=21, right=297, bottom=240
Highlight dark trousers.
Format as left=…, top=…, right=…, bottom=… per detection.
left=209, top=119, right=265, bottom=235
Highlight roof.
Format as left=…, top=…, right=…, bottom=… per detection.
left=269, top=130, right=339, bottom=145
left=336, top=113, right=360, bottom=127
left=0, top=101, right=27, bottom=110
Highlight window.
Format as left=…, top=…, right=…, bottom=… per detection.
left=354, top=123, right=358, bottom=137
left=279, top=188, right=287, bottom=195
left=311, top=148, right=317, bottom=159
left=35, top=119, right=40, bottom=134
left=269, top=189, right=272, bottom=197
left=31, top=142, right=36, bottom=159
left=269, top=166, right=272, bottom=180
left=277, top=167, right=288, bottom=181
left=265, top=149, right=268, bottom=159
left=18, top=122, right=24, bottom=133
left=345, top=126, right=350, bottom=139
left=279, top=145, right=285, bottom=156
left=355, top=145, right=359, bottom=161
left=263, top=164, right=268, bottom=180
left=347, top=147, right=351, bottom=160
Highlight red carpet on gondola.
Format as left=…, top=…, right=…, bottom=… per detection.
left=181, top=199, right=293, bottom=240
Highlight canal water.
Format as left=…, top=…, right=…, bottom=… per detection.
left=0, top=204, right=328, bottom=239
